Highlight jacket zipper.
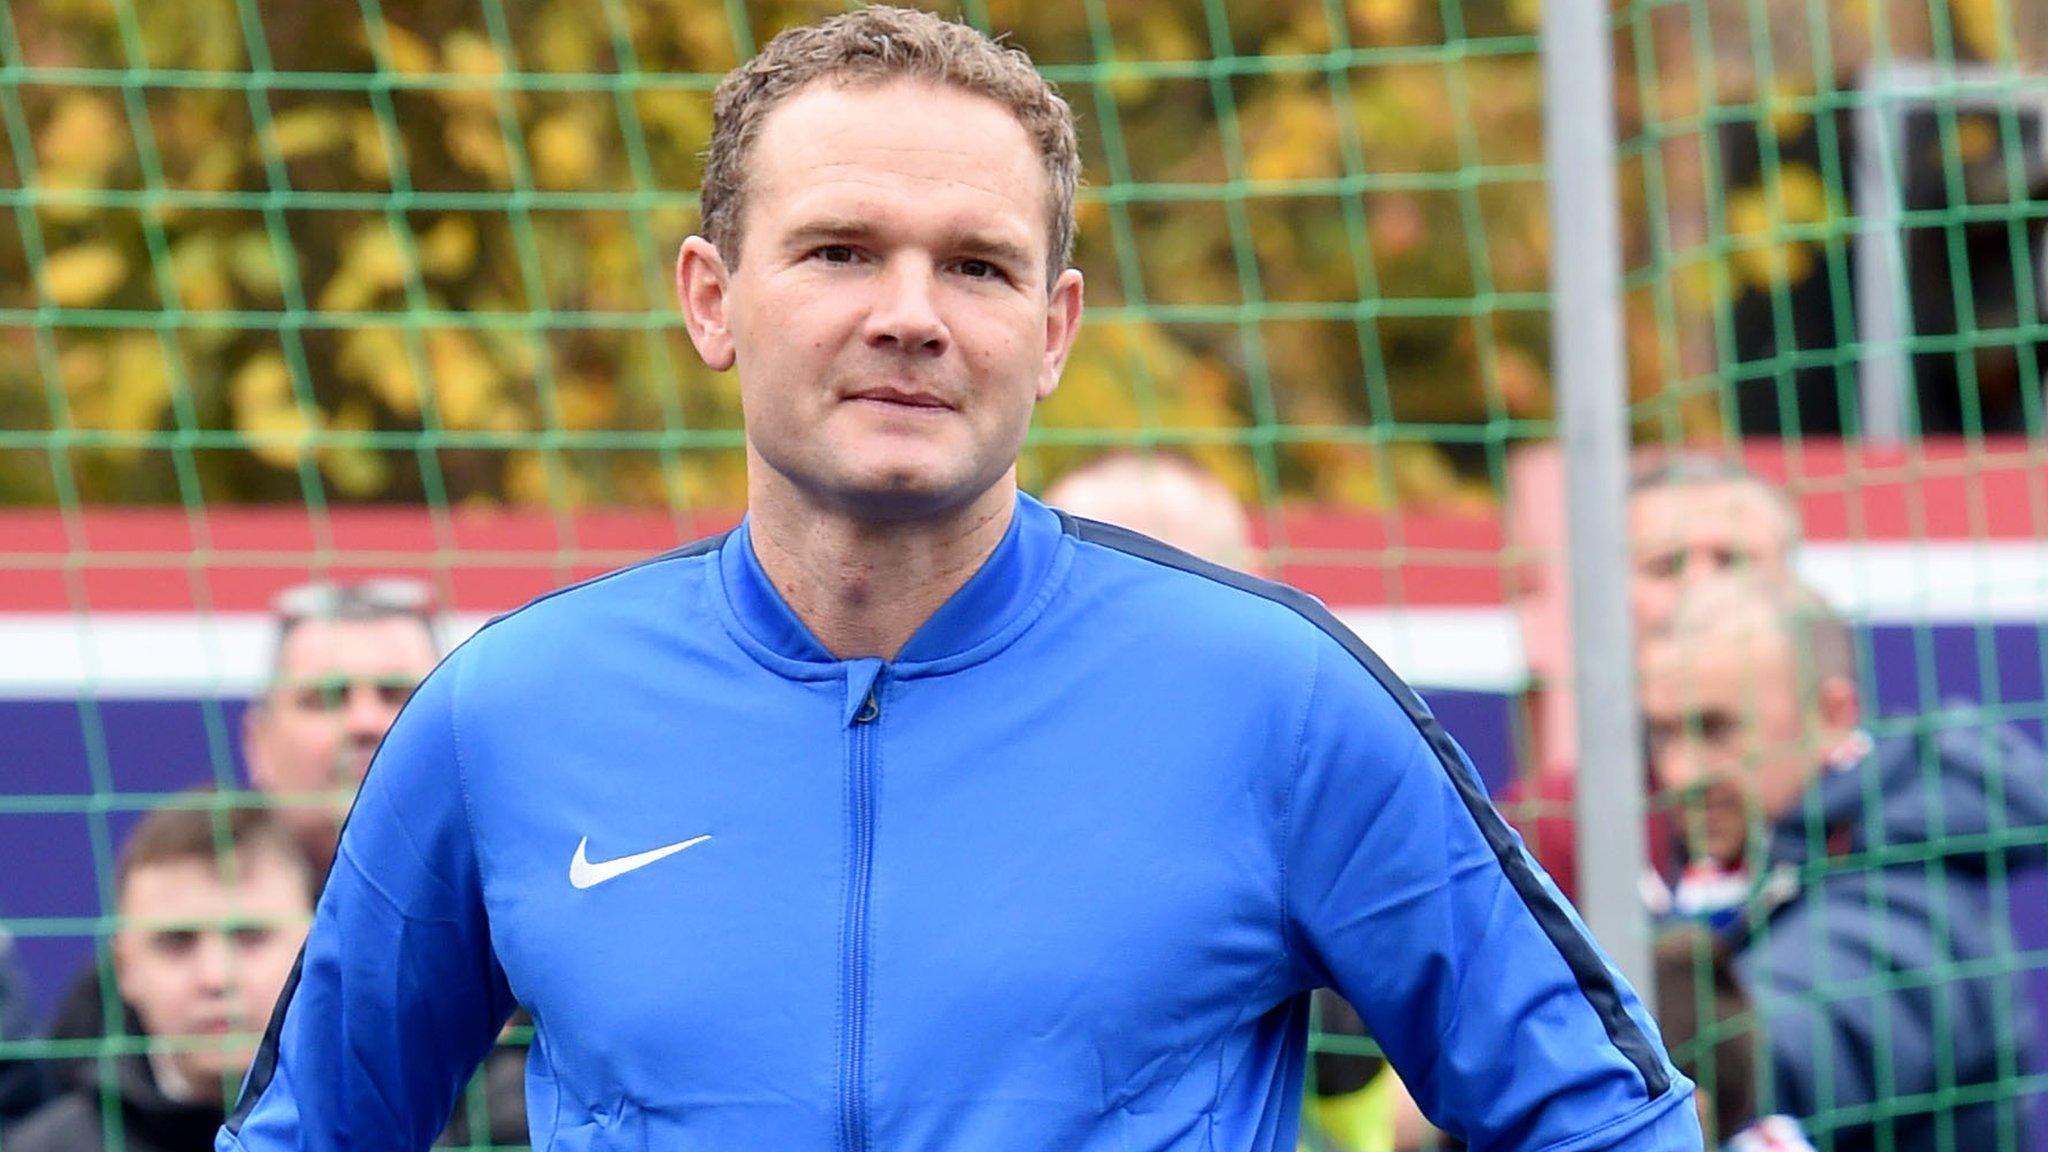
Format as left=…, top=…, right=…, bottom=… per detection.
left=841, top=683, right=881, bottom=1152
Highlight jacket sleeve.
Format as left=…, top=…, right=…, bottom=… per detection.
left=218, top=654, right=517, bottom=1152
left=1285, top=633, right=1702, bottom=1152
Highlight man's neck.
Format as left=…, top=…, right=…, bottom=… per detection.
left=746, top=474, right=1017, bottom=661
left=146, top=1050, right=213, bottom=1105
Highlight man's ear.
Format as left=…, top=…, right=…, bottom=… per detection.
left=1818, top=674, right=1861, bottom=733
left=1036, top=268, right=1084, bottom=402
left=677, top=236, right=736, bottom=371
left=242, top=702, right=274, bottom=791
left=109, top=920, right=132, bottom=991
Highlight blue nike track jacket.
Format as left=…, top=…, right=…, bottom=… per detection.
left=219, top=494, right=1700, bottom=1152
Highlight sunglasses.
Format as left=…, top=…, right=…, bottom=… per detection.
left=271, top=578, right=435, bottom=622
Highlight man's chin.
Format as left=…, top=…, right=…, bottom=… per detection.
left=811, top=465, right=999, bottom=523
left=1703, top=830, right=1749, bottom=868
left=172, top=1054, right=248, bottom=1097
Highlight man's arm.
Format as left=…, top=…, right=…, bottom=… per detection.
left=1285, top=634, right=1701, bottom=1151
left=219, top=657, right=516, bottom=1151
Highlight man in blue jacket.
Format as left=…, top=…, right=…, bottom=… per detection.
left=218, top=7, right=1700, bottom=1150
left=1642, top=581, right=2046, bottom=1151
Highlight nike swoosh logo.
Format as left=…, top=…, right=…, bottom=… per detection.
left=569, top=834, right=713, bottom=890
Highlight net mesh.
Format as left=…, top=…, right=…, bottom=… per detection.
left=0, top=0, right=2043, bottom=1149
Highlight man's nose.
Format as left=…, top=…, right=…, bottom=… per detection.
left=194, top=932, right=233, bottom=991
left=343, top=685, right=391, bottom=739
left=863, top=260, right=948, bottom=355
left=1652, top=744, right=1697, bottom=797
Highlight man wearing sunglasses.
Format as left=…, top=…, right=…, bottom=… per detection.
left=242, top=580, right=441, bottom=877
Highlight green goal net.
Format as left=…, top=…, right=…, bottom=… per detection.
left=1, top=0, right=2044, bottom=1149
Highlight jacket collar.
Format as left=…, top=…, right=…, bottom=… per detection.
left=716, top=491, right=1071, bottom=678
left=1763, top=730, right=1874, bottom=869
left=99, top=1052, right=226, bottom=1148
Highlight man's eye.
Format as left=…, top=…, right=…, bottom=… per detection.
left=293, top=686, right=342, bottom=713
left=230, top=926, right=276, bottom=949
left=1637, top=552, right=1681, bottom=578
left=1698, top=713, right=1739, bottom=743
left=814, top=245, right=857, bottom=265
left=153, top=930, right=200, bottom=956
left=957, top=259, right=1000, bottom=280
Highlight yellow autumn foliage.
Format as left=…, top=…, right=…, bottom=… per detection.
left=531, top=112, right=603, bottom=190
left=59, top=335, right=174, bottom=459
left=426, top=330, right=504, bottom=430
left=319, top=223, right=411, bottom=312
left=1, top=0, right=2034, bottom=506
left=417, top=216, right=480, bottom=279
left=321, top=402, right=393, bottom=497
left=267, top=107, right=350, bottom=162
left=41, top=244, right=129, bottom=308
left=340, top=328, right=423, bottom=417
left=37, top=95, right=126, bottom=182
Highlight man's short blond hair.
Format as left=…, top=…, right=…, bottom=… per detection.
left=699, top=5, right=1080, bottom=288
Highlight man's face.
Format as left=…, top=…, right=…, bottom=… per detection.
left=1640, top=621, right=1816, bottom=866
left=1629, top=481, right=1794, bottom=638
left=679, top=80, right=1084, bottom=521
left=244, top=616, right=436, bottom=832
left=113, top=847, right=311, bottom=1094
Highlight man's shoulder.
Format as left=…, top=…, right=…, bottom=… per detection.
left=461, top=532, right=731, bottom=651
left=1056, top=512, right=1429, bottom=730
left=1058, top=513, right=1343, bottom=648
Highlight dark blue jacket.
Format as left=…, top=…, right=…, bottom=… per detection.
left=1740, top=719, right=2048, bottom=1152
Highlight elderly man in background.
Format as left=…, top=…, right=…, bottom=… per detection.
left=1507, top=455, right=1803, bottom=902
left=241, top=579, right=442, bottom=876
left=1641, top=579, right=2048, bottom=1152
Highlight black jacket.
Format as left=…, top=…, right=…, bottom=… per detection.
left=2, top=1054, right=223, bottom=1152
left=0, top=931, right=48, bottom=1122
left=8, top=964, right=533, bottom=1147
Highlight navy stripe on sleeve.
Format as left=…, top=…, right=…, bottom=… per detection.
left=224, top=953, right=302, bottom=1133
left=1061, top=513, right=1671, bottom=1100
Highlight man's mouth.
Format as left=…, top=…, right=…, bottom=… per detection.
left=846, top=387, right=951, bottom=410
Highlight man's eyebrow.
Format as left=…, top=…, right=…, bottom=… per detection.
left=950, top=232, right=1036, bottom=268
left=780, top=218, right=881, bottom=250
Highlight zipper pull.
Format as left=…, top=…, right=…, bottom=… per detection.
left=853, top=688, right=880, bottom=725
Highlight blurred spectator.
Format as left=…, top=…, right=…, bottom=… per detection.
left=1653, top=924, right=1812, bottom=1150
left=1641, top=579, right=2048, bottom=1152
left=3, top=799, right=313, bottom=1152
left=34, top=581, right=440, bottom=1073
left=1505, top=454, right=1799, bottom=902
left=243, top=579, right=441, bottom=876
left=1046, top=453, right=1407, bottom=1152
left=15, top=582, right=523, bottom=1146
left=1043, top=450, right=1257, bottom=572
left=1625, top=456, right=1799, bottom=640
